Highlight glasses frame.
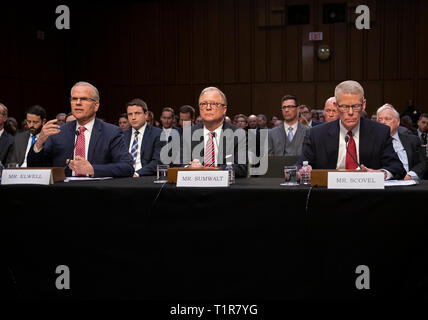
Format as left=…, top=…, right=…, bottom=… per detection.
left=199, top=102, right=225, bottom=110
left=70, top=97, right=97, bottom=103
left=338, top=103, right=363, bottom=111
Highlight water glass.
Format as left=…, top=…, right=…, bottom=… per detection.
left=154, top=164, right=169, bottom=183
left=281, top=166, right=298, bottom=186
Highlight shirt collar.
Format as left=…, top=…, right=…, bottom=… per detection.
left=339, top=119, right=360, bottom=139
left=203, top=122, right=223, bottom=138
left=0, top=128, right=3, bottom=137
left=132, top=122, right=147, bottom=135
left=283, top=121, right=298, bottom=132
left=76, top=118, right=95, bottom=134
left=392, top=131, right=400, bottom=141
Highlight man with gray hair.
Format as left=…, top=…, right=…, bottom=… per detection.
left=187, top=86, right=247, bottom=177
left=323, top=97, right=339, bottom=123
left=299, top=80, right=406, bottom=179
left=28, top=81, right=134, bottom=177
left=0, top=103, right=14, bottom=165
left=377, top=104, right=426, bottom=180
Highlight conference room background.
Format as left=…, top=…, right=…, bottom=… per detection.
left=1, top=0, right=427, bottom=124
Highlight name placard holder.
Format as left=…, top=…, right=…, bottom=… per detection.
left=177, top=170, right=229, bottom=187
left=1, top=169, right=53, bottom=185
left=328, top=172, right=384, bottom=189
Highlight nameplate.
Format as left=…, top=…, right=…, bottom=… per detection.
left=177, top=170, right=229, bottom=187
left=1, top=169, right=53, bottom=185
left=328, top=172, right=384, bottom=189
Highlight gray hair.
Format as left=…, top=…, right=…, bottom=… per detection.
left=199, top=87, right=228, bottom=106
left=71, top=81, right=100, bottom=101
left=376, top=104, right=400, bottom=120
left=334, top=80, right=364, bottom=103
left=0, top=102, right=7, bottom=116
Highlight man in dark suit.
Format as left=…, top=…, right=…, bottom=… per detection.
left=299, top=104, right=321, bottom=127
left=299, top=80, right=406, bottom=180
left=186, top=87, right=247, bottom=178
left=11, top=105, right=46, bottom=167
left=123, top=98, right=162, bottom=177
left=377, top=104, right=426, bottom=180
left=27, top=81, right=134, bottom=177
left=0, top=103, right=14, bottom=165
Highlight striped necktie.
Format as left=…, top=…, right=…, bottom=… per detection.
left=287, top=127, right=293, bottom=142
left=204, top=132, right=215, bottom=167
left=131, top=131, right=139, bottom=167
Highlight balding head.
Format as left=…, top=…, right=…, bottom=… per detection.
left=323, top=97, right=338, bottom=122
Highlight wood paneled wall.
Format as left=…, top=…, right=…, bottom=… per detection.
left=2, top=0, right=428, bottom=124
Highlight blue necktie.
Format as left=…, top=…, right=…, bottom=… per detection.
left=31, top=135, right=37, bottom=146
left=288, top=127, right=293, bottom=142
left=131, top=131, right=139, bottom=167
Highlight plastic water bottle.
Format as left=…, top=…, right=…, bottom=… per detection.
left=226, top=162, right=235, bottom=185
left=0, top=161, right=4, bottom=183
left=300, top=161, right=311, bottom=185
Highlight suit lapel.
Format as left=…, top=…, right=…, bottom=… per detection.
left=87, top=119, right=101, bottom=163
left=140, top=125, right=151, bottom=159
left=398, top=132, right=413, bottom=165
left=358, top=118, right=373, bottom=164
left=328, top=120, right=340, bottom=167
left=278, top=125, right=286, bottom=155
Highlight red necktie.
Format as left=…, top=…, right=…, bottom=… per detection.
left=204, top=132, right=215, bottom=167
left=345, top=130, right=358, bottom=169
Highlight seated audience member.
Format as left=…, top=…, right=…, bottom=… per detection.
left=118, top=113, right=130, bottom=131
left=247, top=115, right=257, bottom=129
left=195, top=115, right=203, bottom=125
left=11, top=105, right=46, bottom=167
left=224, top=116, right=232, bottom=124
left=160, top=107, right=182, bottom=138
left=370, top=114, right=377, bottom=121
left=235, top=114, right=248, bottom=130
left=65, top=112, right=76, bottom=123
left=324, top=97, right=339, bottom=123
left=377, top=104, right=425, bottom=180
left=179, top=105, right=195, bottom=128
left=273, top=119, right=282, bottom=127
left=5, top=117, right=18, bottom=136
left=417, top=113, right=428, bottom=146
left=19, top=118, right=29, bottom=132
left=269, top=95, right=309, bottom=157
left=299, top=104, right=321, bottom=127
left=124, top=98, right=162, bottom=177
left=188, top=86, right=247, bottom=177
left=318, top=112, right=325, bottom=123
left=270, top=115, right=279, bottom=128
left=27, top=81, right=134, bottom=177
left=0, top=103, right=14, bottom=165
left=401, top=99, right=421, bottom=128
left=400, top=115, right=418, bottom=135
left=299, top=80, right=406, bottom=180
left=56, top=113, right=67, bottom=126
left=257, top=114, right=268, bottom=129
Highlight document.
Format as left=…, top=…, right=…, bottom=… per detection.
left=64, top=177, right=113, bottom=182
left=384, top=180, right=418, bottom=187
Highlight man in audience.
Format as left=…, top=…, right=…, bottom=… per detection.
left=268, top=94, right=309, bottom=157
left=179, top=105, right=195, bottom=128
left=160, top=107, right=182, bottom=138
left=270, top=115, right=279, bottom=128
left=299, top=104, right=321, bottom=127
left=323, top=97, right=339, bottom=123
left=377, top=104, right=425, bottom=180
left=417, top=113, right=428, bottom=146
left=118, top=113, right=130, bottom=131
left=56, top=113, right=67, bottom=126
left=11, top=105, right=46, bottom=167
left=188, top=87, right=247, bottom=177
left=65, top=112, right=76, bottom=123
left=257, top=114, right=268, bottom=129
left=299, top=80, right=406, bottom=180
left=0, top=103, right=14, bottom=165
left=247, top=115, right=257, bottom=129
left=400, top=115, right=418, bottom=135
left=123, top=99, right=162, bottom=177
left=235, top=114, right=248, bottom=130
left=195, top=115, right=203, bottom=125
left=27, top=81, right=134, bottom=177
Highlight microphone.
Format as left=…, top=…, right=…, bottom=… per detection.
left=344, top=135, right=361, bottom=169
left=65, top=130, right=80, bottom=168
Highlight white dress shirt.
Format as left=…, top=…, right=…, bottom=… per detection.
left=0, top=128, right=4, bottom=138
left=75, top=119, right=95, bottom=160
left=203, top=124, right=223, bottom=166
left=336, top=121, right=360, bottom=169
left=128, top=123, right=147, bottom=173
left=22, top=133, right=40, bottom=168
left=283, top=121, right=298, bottom=141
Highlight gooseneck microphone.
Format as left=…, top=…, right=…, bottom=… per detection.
left=65, top=130, right=80, bottom=168
left=345, top=135, right=362, bottom=169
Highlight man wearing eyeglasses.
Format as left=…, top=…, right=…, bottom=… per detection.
left=11, top=105, right=46, bottom=167
left=299, top=80, right=406, bottom=180
left=186, top=86, right=247, bottom=177
left=268, top=94, right=309, bottom=157
left=27, top=81, right=134, bottom=177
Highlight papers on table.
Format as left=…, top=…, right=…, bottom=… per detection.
left=64, top=177, right=113, bottom=182
left=384, top=179, right=418, bottom=187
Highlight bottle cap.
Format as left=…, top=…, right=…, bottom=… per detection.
left=226, top=162, right=232, bottom=166
left=303, top=161, right=309, bottom=166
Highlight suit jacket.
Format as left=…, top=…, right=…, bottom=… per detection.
left=123, top=125, right=162, bottom=176
left=299, top=117, right=406, bottom=179
left=310, top=120, right=322, bottom=127
left=0, top=130, right=14, bottom=165
left=184, top=122, right=247, bottom=178
left=11, top=130, right=31, bottom=166
left=268, top=122, right=309, bottom=156
left=27, top=118, right=134, bottom=177
left=397, top=127, right=426, bottom=179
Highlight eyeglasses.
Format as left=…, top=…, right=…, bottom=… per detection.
left=338, top=104, right=363, bottom=111
left=199, top=102, right=225, bottom=110
left=70, top=97, right=97, bottom=103
left=282, top=105, right=297, bottom=110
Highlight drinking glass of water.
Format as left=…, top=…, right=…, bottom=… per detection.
left=154, top=164, right=169, bottom=183
left=280, top=166, right=298, bottom=186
